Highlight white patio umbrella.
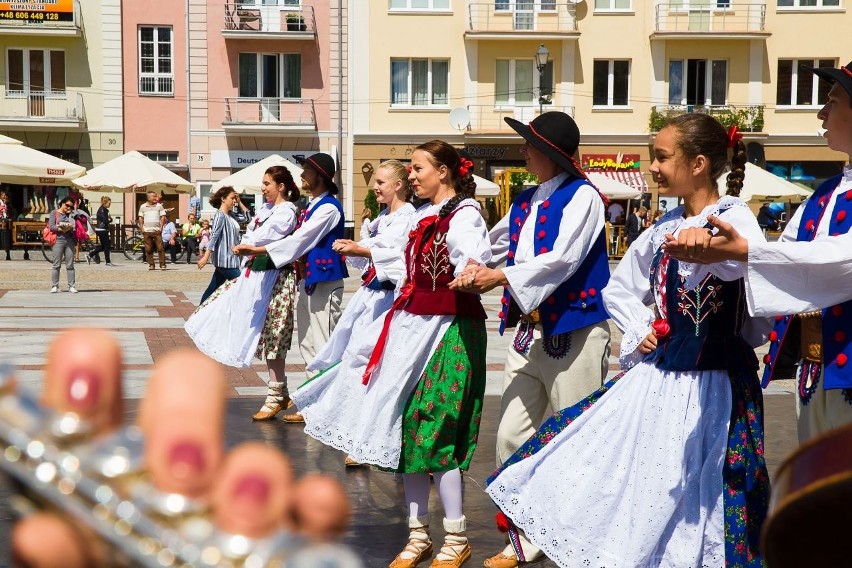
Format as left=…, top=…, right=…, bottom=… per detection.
left=586, top=172, right=642, bottom=200
left=72, top=150, right=194, bottom=193
left=0, top=134, right=85, bottom=186
left=717, top=162, right=811, bottom=203
left=473, top=174, right=499, bottom=197
left=211, top=154, right=302, bottom=194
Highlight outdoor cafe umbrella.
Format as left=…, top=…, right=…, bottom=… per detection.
left=473, top=174, right=499, bottom=197
left=717, top=162, right=811, bottom=203
left=0, top=134, right=85, bottom=186
left=71, top=150, right=194, bottom=193
left=211, top=154, right=302, bottom=194
left=586, top=171, right=643, bottom=200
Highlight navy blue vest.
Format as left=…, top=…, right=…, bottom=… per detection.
left=498, top=177, right=611, bottom=339
left=762, top=174, right=852, bottom=390
left=304, top=195, right=348, bottom=286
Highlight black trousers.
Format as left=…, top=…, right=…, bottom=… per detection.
left=90, top=230, right=111, bottom=263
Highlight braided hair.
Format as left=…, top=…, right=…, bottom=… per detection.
left=415, top=140, right=478, bottom=218
left=664, top=113, right=747, bottom=197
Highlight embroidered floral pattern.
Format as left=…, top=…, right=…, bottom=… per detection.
left=420, top=230, right=450, bottom=291
left=255, top=269, right=296, bottom=360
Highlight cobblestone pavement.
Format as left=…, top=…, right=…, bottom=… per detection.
left=0, top=255, right=798, bottom=566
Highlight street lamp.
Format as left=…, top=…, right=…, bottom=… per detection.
left=535, top=44, right=550, bottom=115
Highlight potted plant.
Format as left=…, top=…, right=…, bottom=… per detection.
left=286, top=12, right=306, bottom=31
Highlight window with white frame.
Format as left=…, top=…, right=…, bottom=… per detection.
left=6, top=48, right=65, bottom=96
left=776, top=59, right=834, bottom=106
left=390, top=58, right=449, bottom=106
left=140, top=151, right=179, bottom=163
left=593, top=60, right=630, bottom=107
left=238, top=53, right=301, bottom=98
left=777, top=0, right=839, bottom=7
left=594, top=0, right=631, bottom=9
left=389, top=0, right=450, bottom=9
left=495, top=59, right=553, bottom=106
left=139, top=26, right=174, bottom=95
left=668, top=59, right=727, bottom=106
left=495, top=1, right=556, bottom=10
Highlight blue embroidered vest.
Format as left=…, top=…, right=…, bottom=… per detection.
left=761, top=174, right=852, bottom=390
left=304, top=195, right=348, bottom=286
left=497, top=177, right=611, bottom=339
left=645, top=250, right=758, bottom=372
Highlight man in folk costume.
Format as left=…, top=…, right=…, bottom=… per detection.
left=235, top=152, right=348, bottom=423
left=664, top=60, right=852, bottom=443
left=454, top=111, right=611, bottom=567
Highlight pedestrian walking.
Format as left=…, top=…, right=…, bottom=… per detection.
left=48, top=198, right=78, bottom=293
left=137, top=190, right=167, bottom=270
left=197, top=186, right=242, bottom=303
left=87, top=196, right=114, bottom=266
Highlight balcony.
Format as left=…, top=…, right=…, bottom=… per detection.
left=649, top=104, right=765, bottom=133
left=466, top=2, right=578, bottom=40
left=652, top=3, right=769, bottom=39
left=0, top=0, right=82, bottom=37
left=0, top=90, right=85, bottom=129
left=222, top=3, right=315, bottom=39
left=467, top=105, right=575, bottom=134
left=223, top=97, right=316, bottom=134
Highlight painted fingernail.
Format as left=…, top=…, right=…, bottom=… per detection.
left=168, top=442, right=206, bottom=480
left=66, top=369, right=100, bottom=411
left=232, top=474, right=270, bottom=506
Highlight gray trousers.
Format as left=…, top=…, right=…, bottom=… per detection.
left=51, top=239, right=75, bottom=287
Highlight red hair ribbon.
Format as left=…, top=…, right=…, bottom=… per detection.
left=457, top=158, right=473, bottom=177
left=726, top=126, right=743, bottom=149
left=843, top=66, right=852, bottom=79
left=407, top=165, right=412, bottom=174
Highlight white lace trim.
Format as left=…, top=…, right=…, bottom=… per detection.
left=619, top=322, right=652, bottom=369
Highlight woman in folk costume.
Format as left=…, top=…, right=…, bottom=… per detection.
left=306, top=159, right=416, bottom=376
left=486, top=114, right=772, bottom=567
left=185, top=166, right=300, bottom=387
left=291, top=141, right=490, bottom=567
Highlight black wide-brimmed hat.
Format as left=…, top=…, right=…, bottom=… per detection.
left=296, top=152, right=338, bottom=195
left=810, top=60, right=852, bottom=101
left=504, top=111, right=584, bottom=179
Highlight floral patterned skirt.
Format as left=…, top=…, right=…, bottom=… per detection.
left=393, top=317, right=487, bottom=474
left=486, top=366, right=769, bottom=567
left=255, top=269, right=296, bottom=360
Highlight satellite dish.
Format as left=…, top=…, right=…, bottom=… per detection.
left=449, top=107, right=471, bottom=132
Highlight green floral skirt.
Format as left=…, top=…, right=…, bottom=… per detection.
left=394, top=316, right=487, bottom=474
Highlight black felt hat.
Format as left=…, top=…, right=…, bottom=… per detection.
left=296, top=152, right=338, bottom=195
left=810, top=60, right=852, bottom=101
left=504, top=111, right=584, bottom=179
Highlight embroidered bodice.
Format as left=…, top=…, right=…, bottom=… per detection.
left=646, top=248, right=757, bottom=372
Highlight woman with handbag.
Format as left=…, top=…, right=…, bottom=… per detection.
left=87, top=196, right=114, bottom=266
left=47, top=197, right=78, bottom=293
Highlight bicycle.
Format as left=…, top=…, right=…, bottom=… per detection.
left=124, top=227, right=185, bottom=263
left=41, top=235, right=95, bottom=263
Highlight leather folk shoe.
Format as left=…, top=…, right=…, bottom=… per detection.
left=390, top=517, right=432, bottom=568
left=281, top=410, right=305, bottom=423
left=483, top=552, right=520, bottom=568
left=251, top=383, right=292, bottom=421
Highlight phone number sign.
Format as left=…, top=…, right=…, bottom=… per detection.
left=0, top=0, right=73, bottom=22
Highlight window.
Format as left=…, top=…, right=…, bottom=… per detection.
left=390, top=58, right=449, bottom=106
left=776, top=59, right=834, bottom=106
left=389, top=0, right=450, bottom=9
left=238, top=53, right=301, bottom=98
left=668, top=59, right=727, bottom=106
left=594, top=0, right=631, bottom=9
left=6, top=48, right=65, bottom=96
left=496, top=59, right=553, bottom=106
left=593, top=60, right=630, bottom=106
left=496, top=0, right=555, bottom=10
left=140, top=151, right=179, bottom=163
left=139, top=26, right=174, bottom=95
left=777, top=0, right=839, bottom=7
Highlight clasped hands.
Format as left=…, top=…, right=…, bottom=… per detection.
left=448, top=261, right=507, bottom=294
left=662, top=214, right=749, bottom=264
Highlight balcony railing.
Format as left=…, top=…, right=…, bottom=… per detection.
left=649, top=104, right=765, bottom=132
left=467, top=2, right=578, bottom=36
left=223, top=97, right=316, bottom=129
left=0, top=0, right=82, bottom=36
left=0, top=90, right=85, bottom=125
left=654, top=3, right=767, bottom=34
left=223, top=3, right=315, bottom=36
left=467, top=104, right=574, bottom=133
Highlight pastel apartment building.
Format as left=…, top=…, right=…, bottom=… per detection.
left=350, top=0, right=850, bottom=224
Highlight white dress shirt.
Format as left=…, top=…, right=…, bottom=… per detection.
left=266, top=191, right=342, bottom=269
left=488, top=172, right=606, bottom=314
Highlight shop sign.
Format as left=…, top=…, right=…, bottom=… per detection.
left=210, top=150, right=308, bottom=169
left=582, top=153, right=641, bottom=171
left=0, top=0, right=74, bottom=22
left=463, top=146, right=507, bottom=160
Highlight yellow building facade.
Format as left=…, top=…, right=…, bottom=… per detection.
left=349, top=0, right=849, bottom=229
